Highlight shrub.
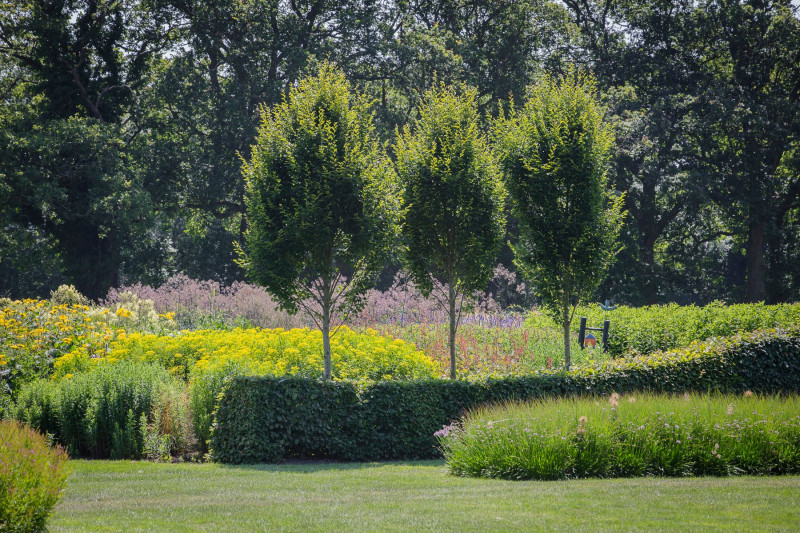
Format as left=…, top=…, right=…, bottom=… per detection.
left=210, top=328, right=800, bottom=463
left=13, top=361, right=191, bottom=459
left=0, top=420, right=69, bottom=533
left=50, top=326, right=435, bottom=453
left=439, top=393, right=800, bottom=480
left=527, top=301, right=800, bottom=355
left=50, top=284, right=89, bottom=306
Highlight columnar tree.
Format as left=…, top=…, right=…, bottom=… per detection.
left=396, top=84, right=506, bottom=379
left=495, top=72, right=625, bottom=370
left=238, top=63, right=402, bottom=380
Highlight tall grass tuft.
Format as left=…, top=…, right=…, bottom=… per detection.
left=439, top=392, right=800, bottom=480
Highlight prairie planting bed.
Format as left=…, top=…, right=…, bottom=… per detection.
left=50, top=460, right=800, bottom=532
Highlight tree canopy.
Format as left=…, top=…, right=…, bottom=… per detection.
left=495, top=71, right=625, bottom=368
left=396, top=83, right=506, bottom=378
left=238, top=62, right=401, bottom=379
left=1, top=0, right=799, bottom=305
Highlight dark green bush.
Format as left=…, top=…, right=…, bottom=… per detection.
left=210, top=328, right=800, bottom=463
left=0, top=419, right=69, bottom=533
left=13, top=361, right=186, bottom=459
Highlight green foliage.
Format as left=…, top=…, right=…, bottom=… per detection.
left=12, top=361, right=186, bottom=459
left=440, top=393, right=800, bottom=480
left=239, top=62, right=402, bottom=379
left=396, top=83, right=506, bottom=378
left=496, top=70, right=625, bottom=367
left=0, top=420, right=69, bottom=533
left=396, top=83, right=506, bottom=297
left=526, top=301, right=800, bottom=356
left=49, top=285, right=89, bottom=306
left=49, top=325, right=435, bottom=453
left=210, top=328, right=800, bottom=463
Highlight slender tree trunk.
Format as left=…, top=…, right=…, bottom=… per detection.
left=563, top=295, right=571, bottom=371
left=746, top=221, right=767, bottom=303
left=449, top=283, right=457, bottom=380
left=322, top=283, right=332, bottom=381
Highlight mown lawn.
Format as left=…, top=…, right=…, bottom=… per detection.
left=51, top=460, right=800, bottom=532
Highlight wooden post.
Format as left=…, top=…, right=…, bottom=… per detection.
left=602, top=320, right=610, bottom=353
left=578, top=317, right=587, bottom=350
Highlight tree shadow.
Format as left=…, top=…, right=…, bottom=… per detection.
left=217, top=458, right=446, bottom=473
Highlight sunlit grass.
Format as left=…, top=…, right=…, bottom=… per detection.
left=50, top=460, right=800, bottom=532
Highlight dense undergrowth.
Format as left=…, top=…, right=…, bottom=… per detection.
left=3, top=287, right=800, bottom=464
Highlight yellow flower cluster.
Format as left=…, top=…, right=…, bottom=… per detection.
left=54, top=326, right=437, bottom=381
left=1, top=299, right=116, bottom=360
left=1, top=299, right=124, bottom=392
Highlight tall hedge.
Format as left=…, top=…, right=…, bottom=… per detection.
left=210, top=328, right=800, bottom=463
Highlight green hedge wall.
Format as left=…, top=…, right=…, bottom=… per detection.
left=210, top=328, right=800, bottom=463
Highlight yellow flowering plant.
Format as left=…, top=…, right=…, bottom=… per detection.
left=54, top=326, right=437, bottom=382
left=0, top=299, right=117, bottom=397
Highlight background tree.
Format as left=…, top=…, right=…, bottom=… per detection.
left=396, top=83, right=506, bottom=379
left=0, top=0, right=174, bottom=298
left=495, top=71, right=625, bottom=369
left=237, top=63, right=401, bottom=380
left=688, top=0, right=800, bottom=302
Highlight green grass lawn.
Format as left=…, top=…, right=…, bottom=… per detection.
left=51, top=460, right=800, bottom=532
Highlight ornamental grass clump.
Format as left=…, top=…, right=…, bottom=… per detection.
left=0, top=420, right=69, bottom=533
left=439, top=392, right=800, bottom=480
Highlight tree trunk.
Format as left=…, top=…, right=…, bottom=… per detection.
left=563, top=295, right=571, bottom=371
left=449, top=283, right=457, bottom=380
left=746, top=221, right=766, bottom=303
left=641, top=235, right=659, bottom=305
left=322, top=287, right=332, bottom=381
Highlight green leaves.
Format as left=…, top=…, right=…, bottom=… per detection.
left=496, top=70, right=625, bottom=367
left=210, top=328, right=800, bottom=464
left=239, top=63, right=402, bottom=379
left=396, top=83, right=506, bottom=294
left=395, top=83, right=506, bottom=378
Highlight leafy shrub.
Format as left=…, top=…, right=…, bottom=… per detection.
left=439, top=393, right=800, bottom=480
left=0, top=420, right=69, bottom=533
left=50, top=284, right=89, bottom=306
left=527, top=301, right=800, bottom=355
left=50, top=326, right=435, bottom=453
left=13, top=361, right=192, bottom=459
left=210, top=328, right=800, bottom=463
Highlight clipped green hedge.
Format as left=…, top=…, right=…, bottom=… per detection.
left=211, top=328, right=800, bottom=463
